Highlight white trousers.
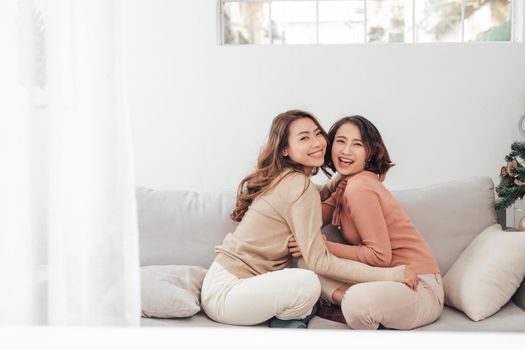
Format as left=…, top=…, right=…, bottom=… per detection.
left=319, top=273, right=444, bottom=330
left=200, top=261, right=321, bottom=326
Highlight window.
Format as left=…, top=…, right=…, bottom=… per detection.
left=220, top=0, right=520, bottom=44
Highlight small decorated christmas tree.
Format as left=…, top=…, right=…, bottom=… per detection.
left=495, top=141, right=525, bottom=210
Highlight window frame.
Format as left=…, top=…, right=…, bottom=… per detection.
left=218, top=0, right=522, bottom=45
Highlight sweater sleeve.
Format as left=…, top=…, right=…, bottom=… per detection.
left=315, top=173, right=342, bottom=201
left=327, top=185, right=392, bottom=267
left=283, top=177, right=404, bottom=284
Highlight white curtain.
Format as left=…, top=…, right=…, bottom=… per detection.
left=0, top=0, right=141, bottom=326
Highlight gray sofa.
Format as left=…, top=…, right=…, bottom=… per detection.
left=137, top=176, right=525, bottom=331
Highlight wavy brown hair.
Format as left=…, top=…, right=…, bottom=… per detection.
left=230, top=110, right=329, bottom=222
left=325, top=115, right=394, bottom=177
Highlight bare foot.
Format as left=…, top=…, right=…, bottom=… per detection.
left=331, top=284, right=351, bottom=305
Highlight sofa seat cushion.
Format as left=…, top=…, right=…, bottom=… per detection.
left=140, top=303, right=525, bottom=332
left=412, top=302, right=525, bottom=332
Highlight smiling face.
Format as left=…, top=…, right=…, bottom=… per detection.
left=331, top=122, right=368, bottom=176
left=283, top=117, right=327, bottom=175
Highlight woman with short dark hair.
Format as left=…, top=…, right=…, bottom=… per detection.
left=291, top=115, right=444, bottom=330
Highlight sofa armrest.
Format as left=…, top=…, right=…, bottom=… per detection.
left=512, top=278, right=525, bottom=311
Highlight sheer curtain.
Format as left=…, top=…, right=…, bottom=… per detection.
left=0, top=0, right=140, bottom=326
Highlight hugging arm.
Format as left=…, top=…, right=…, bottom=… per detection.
left=285, top=183, right=404, bottom=284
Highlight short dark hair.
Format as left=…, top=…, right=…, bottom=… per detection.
left=325, top=115, right=394, bottom=176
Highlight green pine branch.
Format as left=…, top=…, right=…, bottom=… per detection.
left=496, top=196, right=518, bottom=210
left=512, top=167, right=525, bottom=178
left=496, top=141, right=525, bottom=210
left=511, top=141, right=525, bottom=155
left=495, top=184, right=523, bottom=210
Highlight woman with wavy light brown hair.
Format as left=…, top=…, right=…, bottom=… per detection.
left=290, top=115, right=443, bottom=330
left=200, top=110, right=416, bottom=328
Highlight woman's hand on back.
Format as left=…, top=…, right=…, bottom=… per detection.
left=287, top=235, right=302, bottom=257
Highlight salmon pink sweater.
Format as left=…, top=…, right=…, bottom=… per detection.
left=322, top=171, right=440, bottom=275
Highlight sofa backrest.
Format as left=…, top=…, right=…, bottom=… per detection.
left=322, top=176, right=497, bottom=274
left=137, top=176, right=497, bottom=275
left=392, top=176, right=496, bottom=274
left=137, top=188, right=237, bottom=268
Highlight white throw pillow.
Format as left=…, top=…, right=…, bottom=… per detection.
left=443, top=224, right=525, bottom=321
left=141, top=265, right=207, bottom=318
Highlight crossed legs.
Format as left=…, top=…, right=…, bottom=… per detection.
left=318, top=274, right=444, bottom=330
left=201, top=262, right=321, bottom=326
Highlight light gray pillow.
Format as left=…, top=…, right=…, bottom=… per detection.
left=141, top=265, right=207, bottom=318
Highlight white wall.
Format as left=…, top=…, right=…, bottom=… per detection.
left=124, top=0, right=525, bottom=193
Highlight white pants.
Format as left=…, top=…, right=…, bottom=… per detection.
left=200, top=261, right=321, bottom=326
left=319, top=273, right=444, bottom=330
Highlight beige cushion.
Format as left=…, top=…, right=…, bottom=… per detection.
left=141, top=265, right=207, bottom=318
left=443, top=224, right=525, bottom=321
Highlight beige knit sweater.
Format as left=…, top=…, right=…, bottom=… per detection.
left=215, top=171, right=405, bottom=284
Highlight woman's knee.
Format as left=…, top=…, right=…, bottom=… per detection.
left=341, top=285, right=369, bottom=312
left=340, top=284, right=378, bottom=329
left=290, top=269, right=321, bottom=299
